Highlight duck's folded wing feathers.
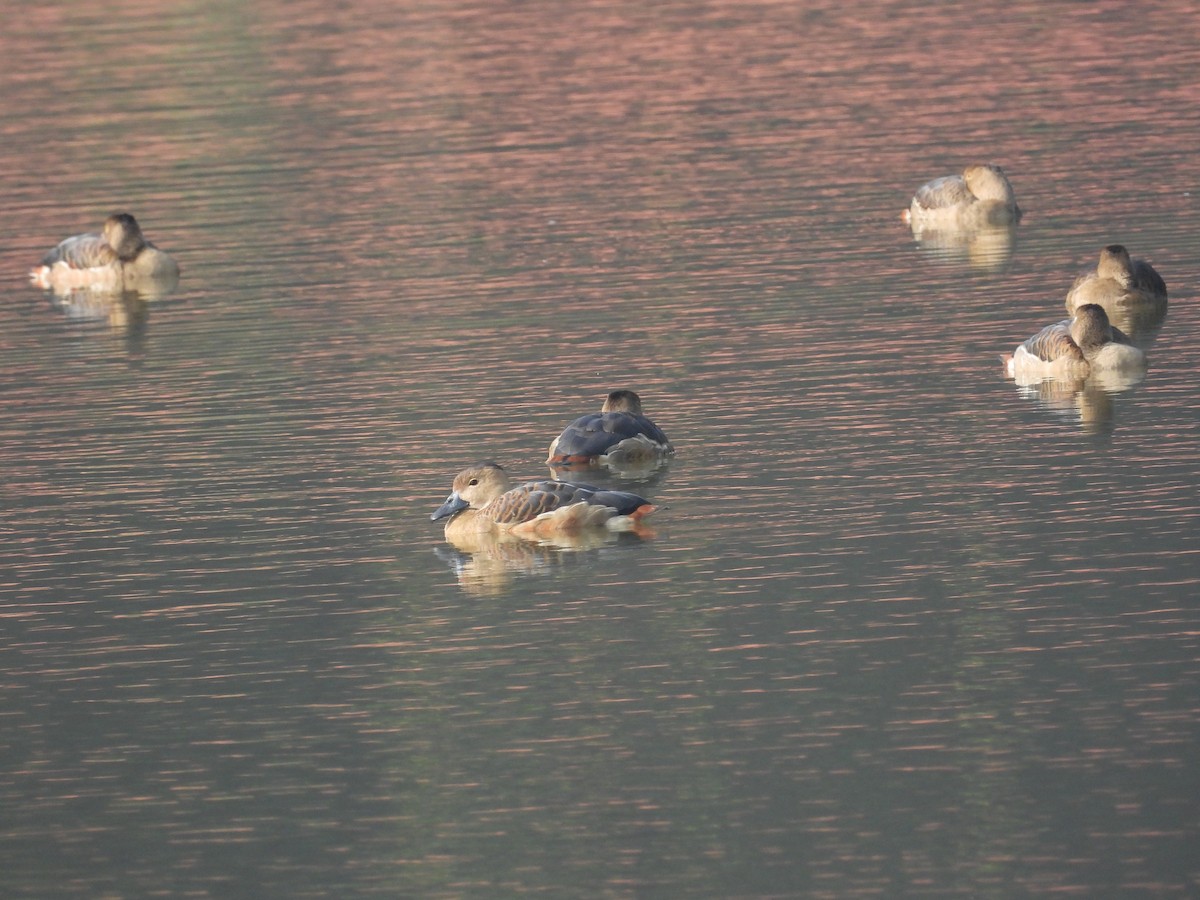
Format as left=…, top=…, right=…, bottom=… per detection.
left=42, top=233, right=117, bottom=269
left=912, top=175, right=973, bottom=210
left=1020, top=320, right=1082, bottom=362
left=483, top=480, right=649, bottom=523
left=482, top=480, right=595, bottom=523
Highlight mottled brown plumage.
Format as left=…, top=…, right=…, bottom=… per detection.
left=431, top=462, right=656, bottom=540
left=30, top=213, right=179, bottom=292
left=904, top=164, right=1021, bottom=231
left=1006, top=304, right=1145, bottom=382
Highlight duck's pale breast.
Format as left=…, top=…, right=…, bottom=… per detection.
left=1008, top=345, right=1089, bottom=381
left=124, top=246, right=180, bottom=281
left=1086, top=341, right=1146, bottom=372
left=908, top=192, right=1017, bottom=233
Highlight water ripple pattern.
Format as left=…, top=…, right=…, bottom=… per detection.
left=1, top=0, right=1199, bottom=896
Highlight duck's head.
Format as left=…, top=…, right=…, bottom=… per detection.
left=431, top=462, right=512, bottom=521
left=1095, top=244, right=1135, bottom=286
left=1070, top=304, right=1115, bottom=354
left=601, top=389, right=644, bottom=415
left=103, top=213, right=147, bottom=261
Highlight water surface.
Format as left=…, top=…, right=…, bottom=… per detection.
left=2, top=1, right=1199, bottom=896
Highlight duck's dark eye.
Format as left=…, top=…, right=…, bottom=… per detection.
left=468, top=478, right=479, bottom=486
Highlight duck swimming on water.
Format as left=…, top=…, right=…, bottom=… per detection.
left=547, top=390, right=674, bottom=468
left=30, top=213, right=179, bottom=292
left=431, top=462, right=656, bottom=541
left=903, top=164, right=1021, bottom=232
left=1065, top=244, right=1167, bottom=315
left=1005, top=303, right=1145, bottom=382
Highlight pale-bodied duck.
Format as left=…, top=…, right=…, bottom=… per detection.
left=431, top=462, right=656, bottom=540
left=1065, top=244, right=1167, bottom=314
left=903, top=164, right=1021, bottom=232
left=1005, top=303, right=1145, bottom=382
left=30, top=213, right=179, bottom=292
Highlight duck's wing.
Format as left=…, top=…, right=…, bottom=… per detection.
left=482, top=480, right=591, bottom=524
left=911, top=175, right=973, bottom=211
left=1109, top=324, right=1135, bottom=347
left=41, top=233, right=117, bottom=269
left=1019, top=319, right=1082, bottom=363
left=548, top=413, right=670, bottom=463
left=1132, top=259, right=1167, bottom=299
left=482, top=479, right=649, bottom=523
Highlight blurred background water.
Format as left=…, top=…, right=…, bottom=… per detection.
left=2, top=1, right=1199, bottom=896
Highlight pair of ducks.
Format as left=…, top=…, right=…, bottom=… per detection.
left=1008, top=243, right=1165, bottom=381
left=903, top=165, right=1166, bottom=380
left=432, top=390, right=674, bottom=540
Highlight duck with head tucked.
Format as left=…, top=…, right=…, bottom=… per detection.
left=547, top=390, right=674, bottom=468
left=903, top=163, right=1021, bottom=232
left=431, top=462, right=657, bottom=541
left=30, top=213, right=179, bottom=293
left=1005, top=303, right=1145, bottom=382
left=1065, top=244, right=1167, bottom=315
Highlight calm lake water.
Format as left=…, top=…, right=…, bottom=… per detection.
left=2, top=1, right=1199, bottom=897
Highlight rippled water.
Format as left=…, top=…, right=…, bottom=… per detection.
left=3, top=1, right=1199, bottom=896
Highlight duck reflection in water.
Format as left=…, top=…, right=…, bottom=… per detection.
left=1064, top=244, right=1167, bottom=339
left=903, top=164, right=1021, bottom=271
left=1011, top=376, right=1136, bottom=435
left=43, top=288, right=150, bottom=332
left=434, top=528, right=630, bottom=597
left=431, top=462, right=657, bottom=542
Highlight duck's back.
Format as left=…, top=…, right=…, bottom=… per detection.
left=548, top=412, right=672, bottom=463
left=1018, top=319, right=1083, bottom=363
left=911, top=175, right=973, bottom=213
left=483, top=479, right=648, bottom=524
left=41, top=233, right=117, bottom=269
left=1067, top=264, right=1167, bottom=315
